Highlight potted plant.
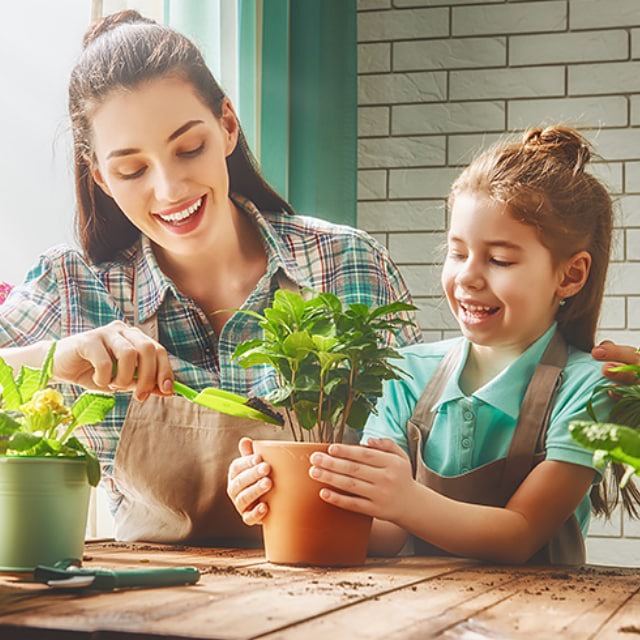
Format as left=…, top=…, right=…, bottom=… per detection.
left=231, top=289, right=415, bottom=566
left=570, top=358, right=640, bottom=490
left=0, top=343, right=114, bottom=571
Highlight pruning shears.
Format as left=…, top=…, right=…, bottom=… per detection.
left=33, top=559, right=200, bottom=591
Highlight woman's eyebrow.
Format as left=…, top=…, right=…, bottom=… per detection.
left=106, top=120, right=205, bottom=159
left=168, top=119, right=204, bottom=142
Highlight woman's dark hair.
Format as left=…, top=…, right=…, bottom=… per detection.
left=69, top=10, right=294, bottom=264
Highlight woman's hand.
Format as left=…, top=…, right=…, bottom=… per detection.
left=309, top=437, right=415, bottom=522
left=53, top=321, right=174, bottom=401
left=226, top=437, right=272, bottom=525
left=592, top=340, right=640, bottom=384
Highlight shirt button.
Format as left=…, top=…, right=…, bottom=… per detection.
left=462, top=438, right=471, bottom=448
left=463, top=410, right=474, bottom=421
left=461, top=466, right=470, bottom=473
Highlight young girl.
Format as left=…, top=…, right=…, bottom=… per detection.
left=229, top=126, right=631, bottom=564
left=0, top=11, right=420, bottom=543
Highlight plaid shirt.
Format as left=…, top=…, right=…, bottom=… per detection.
left=0, top=197, right=422, bottom=508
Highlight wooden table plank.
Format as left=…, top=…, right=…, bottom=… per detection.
left=1, top=542, right=638, bottom=640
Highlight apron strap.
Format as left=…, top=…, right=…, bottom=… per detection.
left=407, top=341, right=465, bottom=474
left=501, top=331, right=568, bottom=494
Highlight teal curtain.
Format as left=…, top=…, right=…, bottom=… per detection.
left=239, top=0, right=357, bottom=226
left=164, top=1, right=220, bottom=74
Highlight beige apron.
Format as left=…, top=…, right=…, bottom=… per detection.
left=407, top=331, right=585, bottom=565
left=112, top=272, right=293, bottom=545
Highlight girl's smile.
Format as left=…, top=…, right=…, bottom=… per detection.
left=442, top=193, right=567, bottom=355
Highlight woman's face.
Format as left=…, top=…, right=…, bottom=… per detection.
left=441, top=193, right=568, bottom=355
left=89, top=76, right=238, bottom=259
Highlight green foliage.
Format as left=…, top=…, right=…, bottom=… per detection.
left=570, top=360, right=640, bottom=487
left=232, top=289, right=416, bottom=443
left=0, top=343, right=114, bottom=487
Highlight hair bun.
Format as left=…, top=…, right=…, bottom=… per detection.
left=83, top=10, right=156, bottom=48
left=522, top=125, right=592, bottom=174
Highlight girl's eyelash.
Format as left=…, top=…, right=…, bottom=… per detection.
left=491, top=258, right=513, bottom=267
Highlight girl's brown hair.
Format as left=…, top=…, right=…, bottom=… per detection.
left=450, top=125, right=639, bottom=518
left=449, top=125, right=612, bottom=354
left=69, top=10, right=294, bottom=264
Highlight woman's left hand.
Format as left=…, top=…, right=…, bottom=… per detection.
left=309, top=437, right=414, bottom=522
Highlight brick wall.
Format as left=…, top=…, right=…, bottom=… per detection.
left=357, top=0, right=640, bottom=566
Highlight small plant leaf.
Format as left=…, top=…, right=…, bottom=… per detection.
left=569, top=421, right=640, bottom=473
left=37, top=342, right=56, bottom=391
left=0, top=356, right=22, bottom=410
left=71, top=392, right=116, bottom=427
left=16, top=366, right=41, bottom=404
left=0, top=410, right=22, bottom=435
left=6, top=431, right=42, bottom=452
left=66, top=436, right=102, bottom=487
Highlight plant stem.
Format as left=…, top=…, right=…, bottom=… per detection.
left=336, top=361, right=357, bottom=444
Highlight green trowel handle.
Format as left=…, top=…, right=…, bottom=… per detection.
left=92, top=566, right=201, bottom=590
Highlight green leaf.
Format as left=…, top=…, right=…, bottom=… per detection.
left=367, top=301, right=418, bottom=321
left=16, top=366, right=41, bottom=404
left=0, top=410, right=22, bottom=436
left=37, top=342, right=56, bottom=391
left=345, top=399, right=371, bottom=432
left=66, top=437, right=102, bottom=487
left=71, top=392, right=116, bottom=428
left=282, top=331, right=315, bottom=359
left=570, top=421, right=640, bottom=473
left=265, top=384, right=294, bottom=406
left=295, top=400, right=319, bottom=431
left=0, top=355, right=22, bottom=410
left=7, top=431, right=42, bottom=452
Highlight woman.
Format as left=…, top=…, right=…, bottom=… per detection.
left=0, top=11, right=420, bottom=543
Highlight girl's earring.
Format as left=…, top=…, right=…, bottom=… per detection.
left=559, top=299, right=567, bottom=307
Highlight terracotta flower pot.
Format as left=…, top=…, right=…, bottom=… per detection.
left=253, top=440, right=372, bottom=566
left=0, top=457, right=90, bottom=571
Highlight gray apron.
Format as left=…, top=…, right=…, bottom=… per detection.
left=112, top=272, right=293, bottom=544
left=407, top=331, right=585, bottom=565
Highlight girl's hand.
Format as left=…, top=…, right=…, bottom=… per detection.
left=592, top=340, right=640, bottom=384
left=226, top=437, right=271, bottom=526
left=309, top=437, right=415, bottom=522
left=52, top=321, right=174, bottom=401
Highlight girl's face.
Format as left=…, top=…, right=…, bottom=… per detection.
left=442, top=193, right=569, bottom=354
left=89, top=76, right=238, bottom=259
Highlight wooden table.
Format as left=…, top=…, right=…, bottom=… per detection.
left=1, top=541, right=639, bottom=639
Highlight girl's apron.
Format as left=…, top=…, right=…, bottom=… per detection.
left=112, top=272, right=293, bottom=544
left=406, top=331, right=585, bottom=565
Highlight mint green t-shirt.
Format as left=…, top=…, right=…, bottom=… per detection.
left=363, top=324, right=610, bottom=538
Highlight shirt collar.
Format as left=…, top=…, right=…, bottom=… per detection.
left=134, top=236, right=175, bottom=324
left=433, top=324, right=558, bottom=419
left=134, top=196, right=312, bottom=323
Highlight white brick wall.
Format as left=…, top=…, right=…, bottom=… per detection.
left=357, top=0, right=640, bottom=566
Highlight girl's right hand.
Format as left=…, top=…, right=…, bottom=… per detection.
left=52, top=320, right=174, bottom=401
left=227, top=437, right=272, bottom=525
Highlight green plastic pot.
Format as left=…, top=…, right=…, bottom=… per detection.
left=0, top=457, right=90, bottom=571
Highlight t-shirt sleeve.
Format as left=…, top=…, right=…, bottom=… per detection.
left=0, top=253, right=62, bottom=346
left=545, top=354, right=614, bottom=477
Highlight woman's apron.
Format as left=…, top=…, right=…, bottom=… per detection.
left=406, top=331, right=585, bottom=565
left=112, top=272, right=293, bottom=545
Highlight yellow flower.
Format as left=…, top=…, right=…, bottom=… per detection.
left=21, top=389, right=73, bottom=425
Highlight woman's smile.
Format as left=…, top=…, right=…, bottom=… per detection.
left=153, top=195, right=207, bottom=234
